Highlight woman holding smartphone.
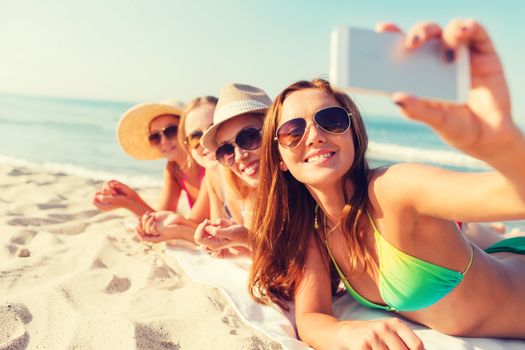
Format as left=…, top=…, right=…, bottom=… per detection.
left=249, top=19, right=525, bottom=350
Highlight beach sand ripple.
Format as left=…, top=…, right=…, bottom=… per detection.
left=0, top=303, right=31, bottom=350
left=0, top=163, right=282, bottom=349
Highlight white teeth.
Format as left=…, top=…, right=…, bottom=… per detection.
left=243, top=164, right=257, bottom=176
left=306, top=152, right=333, bottom=163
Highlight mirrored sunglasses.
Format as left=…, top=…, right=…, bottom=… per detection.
left=148, top=124, right=178, bottom=146
left=185, top=129, right=204, bottom=150
left=215, top=127, right=262, bottom=167
left=275, top=106, right=351, bottom=150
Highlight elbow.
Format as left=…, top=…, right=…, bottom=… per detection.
left=295, top=311, right=337, bottom=347
left=295, top=312, right=315, bottom=342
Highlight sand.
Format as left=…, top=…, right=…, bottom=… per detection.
left=0, top=162, right=283, bottom=350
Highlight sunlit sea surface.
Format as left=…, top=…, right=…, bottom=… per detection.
left=1, top=93, right=523, bottom=229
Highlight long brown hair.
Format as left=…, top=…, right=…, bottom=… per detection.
left=249, top=79, right=371, bottom=309
left=164, top=96, right=217, bottom=189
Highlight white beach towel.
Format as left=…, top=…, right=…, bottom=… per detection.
left=166, top=245, right=525, bottom=350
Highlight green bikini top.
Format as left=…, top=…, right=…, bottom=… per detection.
left=320, top=210, right=474, bottom=312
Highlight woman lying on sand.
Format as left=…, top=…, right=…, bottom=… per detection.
left=194, top=22, right=517, bottom=257
left=93, top=100, right=205, bottom=219
left=136, top=84, right=271, bottom=255
left=133, top=96, right=222, bottom=243
left=195, top=83, right=272, bottom=256
left=249, top=19, right=525, bottom=350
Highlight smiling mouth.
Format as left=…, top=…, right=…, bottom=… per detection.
left=163, top=145, right=178, bottom=154
left=304, top=151, right=335, bottom=163
left=241, top=161, right=259, bottom=176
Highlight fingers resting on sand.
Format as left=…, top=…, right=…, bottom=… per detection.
left=93, top=179, right=140, bottom=211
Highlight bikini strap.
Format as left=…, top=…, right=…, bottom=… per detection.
left=366, top=210, right=380, bottom=234
left=199, top=167, right=205, bottom=183
left=179, top=175, right=193, bottom=208
left=461, top=243, right=474, bottom=275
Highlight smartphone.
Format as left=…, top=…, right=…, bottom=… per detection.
left=329, top=26, right=470, bottom=102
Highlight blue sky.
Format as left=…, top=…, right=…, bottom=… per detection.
left=1, top=0, right=523, bottom=120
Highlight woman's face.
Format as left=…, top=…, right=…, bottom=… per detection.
left=149, top=115, right=184, bottom=162
left=215, top=114, right=263, bottom=188
left=277, top=88, right=354, bottom=188
left=184, top=103, right=216, bottom=168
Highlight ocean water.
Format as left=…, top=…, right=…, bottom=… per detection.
left=0, top=93, right=166, bottom=186
left=0, top=93, right=523, bottom=229
left=0, top=93, right=491, bottom=177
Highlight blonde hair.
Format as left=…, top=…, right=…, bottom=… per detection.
left=223, top=167, right=251, bottom=199
left=177, top=96, right=218, bottom=168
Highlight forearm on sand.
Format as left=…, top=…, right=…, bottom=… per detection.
left=126, top=197, right=154, bottom=217
left=296, top=312, right=347, bottom=350
left=165, top=220, right=199, bottom=243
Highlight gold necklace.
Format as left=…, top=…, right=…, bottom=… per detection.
left=314, top=204, right=320, bottom=231
left=314, top=204, right=340, bottom=239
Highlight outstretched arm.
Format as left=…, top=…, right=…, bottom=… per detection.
left=379, top=19, right=525, bottom=221
left=393, top=19, right=525, bottom=186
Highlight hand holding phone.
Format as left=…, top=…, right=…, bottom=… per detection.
left=329, top=26, right=470, bottom=102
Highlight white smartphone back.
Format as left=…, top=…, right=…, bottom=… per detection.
left=329, top=26, right=470, bottom=102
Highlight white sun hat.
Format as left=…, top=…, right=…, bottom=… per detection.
left=117, top=99, right=185, bottom=160
left=200, top=83, right=271, bottom=152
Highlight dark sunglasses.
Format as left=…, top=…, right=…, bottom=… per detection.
left=275, top=106, right=351, bottom=150
left=148, top=124, right=178, bottom=146
left=215, top=127, right=262, bottom=167
left=185, top=129, right=204, bottom=150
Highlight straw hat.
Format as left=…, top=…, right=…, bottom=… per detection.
left=200, top=83, right=271, bottom=152
left=117, top=100, right=185, bottom=160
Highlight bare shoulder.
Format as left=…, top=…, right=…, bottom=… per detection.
left=367, top=163, right=438, bottom=216
left=369, top=163, right=442, bottom=190
left=163, top=166, right=182, bottom=192
left=369, top=163, right=418, bottom=192
left=203, top=169, right=218, bottom=191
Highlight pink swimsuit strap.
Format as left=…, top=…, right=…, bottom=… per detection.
left=180, top=167, right=205, bottom=209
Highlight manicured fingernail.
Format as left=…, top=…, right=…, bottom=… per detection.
left=445, top=49, right=455, bottom=62
left=394, top=100, right=405, bottom=108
